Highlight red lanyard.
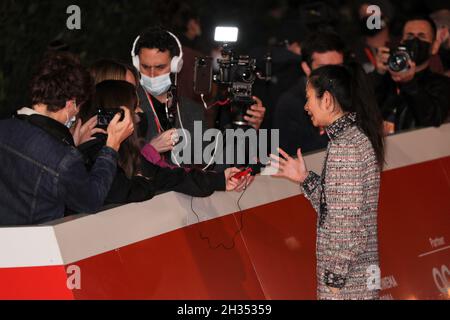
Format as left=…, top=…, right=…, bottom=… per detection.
left=144, top=91, right=163, bottom=134
left=364, top=47, right=377, bottom=68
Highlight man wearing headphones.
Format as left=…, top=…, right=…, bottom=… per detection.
left=131, top=26, right=266, bottom=169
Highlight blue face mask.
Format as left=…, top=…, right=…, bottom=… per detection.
left=141, top=72, right=172, bottom=97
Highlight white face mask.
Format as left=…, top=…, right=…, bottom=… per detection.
left=141, top=72, right=172, bottom=97
left=65, top=113, right=76, bottom=129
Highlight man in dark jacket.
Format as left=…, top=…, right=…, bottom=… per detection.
left=273, top=31, right=345, bottom=156
left=0, top=52, right=133, bottom=226
left=373, top=15, right=450, bottom=134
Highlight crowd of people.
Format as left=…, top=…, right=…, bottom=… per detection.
left=1, top=0, right=449, bottom=301
left=0, top=1, right=448, bottom=224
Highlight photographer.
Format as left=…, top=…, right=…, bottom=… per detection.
left=373, top=15, right=450, bottom=134
left=0, top=52, right=133, bottom=226
left=131, top=27, right=266, bottom=168
left=273, top=31, right=345, bottom=156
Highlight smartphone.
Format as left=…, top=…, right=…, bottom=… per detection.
left=194, top=57, right=213, bottom=95
left=232, top=162, right=266, bottom=179
left=232, top=168, right=253, bottom=179
left=97, top=108, right=125, bottom=129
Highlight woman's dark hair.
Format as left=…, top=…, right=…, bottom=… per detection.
left=83, top=80, right=142, bottom=178
left=89, top=59, right=139, bottom=86
left=89, top=59, right=128, bottom=85
left=30, top=51, right=93, bottom=112
left=308, top=63, right=385, bottom=167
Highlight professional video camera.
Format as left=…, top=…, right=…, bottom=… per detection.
left=194, top=27, right=272, bottom=128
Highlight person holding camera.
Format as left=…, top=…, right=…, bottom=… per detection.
left=0, top=52, right=134, bottom=226
left=79, top=80, right=251, bottom=205
left=131, top=27, right=266, bottom=169
left=373, top=15, right=450, bottom=134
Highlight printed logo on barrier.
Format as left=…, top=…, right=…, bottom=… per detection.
left=432, top=265, right=450, bottom=297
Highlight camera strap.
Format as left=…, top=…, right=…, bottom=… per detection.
left=144, top=91, right=164, bottom=134
left=364, top=47, right=377, bottom=68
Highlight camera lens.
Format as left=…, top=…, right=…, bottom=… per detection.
left=388, top=49, right=410, bottom=73
left=235, top=66, right=255, bottom=83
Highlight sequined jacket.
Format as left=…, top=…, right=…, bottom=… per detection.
left=301, top=113, right=381, bottom=300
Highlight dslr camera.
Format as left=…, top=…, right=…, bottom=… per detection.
left=194, top=27, right=272, bottom=128
left=97, top=108, right=125, bottom=129
left=387, top=46, right=413, bottom=73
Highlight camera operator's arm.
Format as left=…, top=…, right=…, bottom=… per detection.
left=244, top=96, right=266, bottom=130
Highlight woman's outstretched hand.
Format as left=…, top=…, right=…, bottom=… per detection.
left=270, top=148, right=309, bottom=184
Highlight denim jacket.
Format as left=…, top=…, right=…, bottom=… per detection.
left=0, top=108, right=118, bottom=226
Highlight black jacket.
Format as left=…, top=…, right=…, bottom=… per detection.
left=0, top=112, right=118, bottom=226
left=372, top=68, right=450, bottom=132
left=78, top=137, right=226, bottom=205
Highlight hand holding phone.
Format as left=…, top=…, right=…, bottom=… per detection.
left=232, top=168, right=253, bottom=179
left=97, top=108, right=125, bottom=129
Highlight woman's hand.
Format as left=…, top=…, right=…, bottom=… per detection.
left=224, top=167, right=254, bottom=192
left=72, top=115, right=107, bottom=146
left=150, top=128, right=177, bottom=153
left=106, top=107, right=134, bottom=152
left=270, top=148, right=309, bottom=184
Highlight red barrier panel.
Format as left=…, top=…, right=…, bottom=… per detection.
left=1, top=125, right=449, bottom=300
left=62, top=157, right=448, bottom=300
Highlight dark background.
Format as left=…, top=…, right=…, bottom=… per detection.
left=0, top=0, right=446, bottom=117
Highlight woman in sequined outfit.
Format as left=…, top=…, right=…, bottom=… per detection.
left=270, top=64, right=385, bottom=300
